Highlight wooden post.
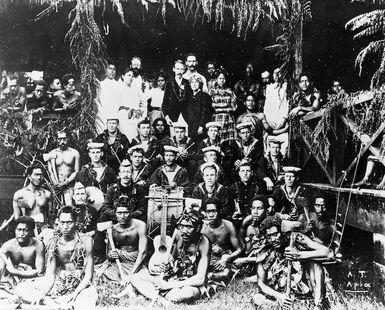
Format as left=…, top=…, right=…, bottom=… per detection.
left=294, top=1, right=303, bottom=80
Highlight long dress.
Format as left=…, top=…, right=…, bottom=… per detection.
left=97, top=78, right=120, bottom=133
left=210, top=87, right=237, bottom=142
left=117, top=81, right=142, bottom=141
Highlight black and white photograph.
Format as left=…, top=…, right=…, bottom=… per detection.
left=0, top=0, right=384, bottom=309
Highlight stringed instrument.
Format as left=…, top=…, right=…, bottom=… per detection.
left=148, top=192, right=175, bottom=277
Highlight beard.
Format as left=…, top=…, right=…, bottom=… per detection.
left=132, top=68, right=142, bottom=77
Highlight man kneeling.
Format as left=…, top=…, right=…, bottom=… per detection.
left=253, top=215, right=333, bottom=310
left=0, top=216, right=44, bottom=300
left=16, top=206, right=97, bottom=310
left=131, top=210, right=210, bottom=306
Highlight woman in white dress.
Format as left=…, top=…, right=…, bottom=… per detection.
left=117, top=67, right=142, bottom=141
left=147, top=71, right=166, bottom=125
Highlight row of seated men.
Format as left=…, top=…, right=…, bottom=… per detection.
left=5, top=157, right=336, bottom=309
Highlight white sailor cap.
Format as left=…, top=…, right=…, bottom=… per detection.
left=205, top=122, right=222, bottom=129
left=200, top=162, right=220, bottom=174
left=173, top=122, right=187, bottom=129
left=236, top=122, right=252, bottom=131
left=128, top=145, right=145, bottom=155
left=282, top=166, right=301, bottom=174
left=236, top=158, right=252, bottom=169
left=120, top=159, right=132, bottom=167
left=268, top=137, right=284, bottom=145
left=202, top=146, right=220, bottom=154
left=163, top=145, right=180, bottom=154
left=87, top=142, right=104, bottom=150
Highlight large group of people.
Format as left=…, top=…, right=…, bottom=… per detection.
left=0, top=55, right=343, bottom=309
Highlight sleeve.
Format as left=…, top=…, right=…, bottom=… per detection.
left=149, top=169, right=161, bottom=186
left=162, top=81, right=172, bottom=118
left=218, top=186, right=233, bottom=220
left=99, top=186, right=115, bottom=221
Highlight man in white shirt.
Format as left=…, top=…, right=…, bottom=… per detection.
left=97, top=64, right=119, bottom=133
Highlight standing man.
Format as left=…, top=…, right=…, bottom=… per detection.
left=95, top=117, right=130, bottom=173
left=13, top=164, right=52, bottom=226
left=131, top=56, right=149, bottom=116
left=131, top=210, right=210, bottom=305
left=26, top=80, right=52, bottom=116
left=47, top=131, right=80, bottom=205
left=97, top=63, right=119, bottom=133
left=201, top=198, right=241, bottom=282
left=205, top=60, right=217, bottom=93
left=258, top=70, right=271, bottom=112
left=18, top=206, right=98, bottom=309
left=76, top=141, right=116, bottom=194
left=162, top=60, right=190, bottom=124
left=1, top=76, right=27, bottom=113
left=183, top=53, right=208, bottom=93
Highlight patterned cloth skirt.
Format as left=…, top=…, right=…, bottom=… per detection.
left=213, top=112, right=236, bottom=142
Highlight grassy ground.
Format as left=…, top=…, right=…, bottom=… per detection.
left=96, top=279, right=384, bottom=310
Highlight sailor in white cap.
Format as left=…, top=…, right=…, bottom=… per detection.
left=95, top=117, right=130, bottom=173
left=149, top=145, right=190, bottom=191
left=193, top=146, right=225, bottom=184
left=128, top=145, right=153, bottom=186
left=171, top=121, right=196, bottom=178
left=191, top=162, right=232, bottom=220
left=196, top=122, right=223, bottom=164
left=75, top=141, right=116, bottom=193
left=272, top=164, right=303, bottom=216
left=263, top=137, right=287, bottom=186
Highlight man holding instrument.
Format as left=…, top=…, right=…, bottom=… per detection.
left=131, top=209, right=210, bottom=306
left=252, top=215, right=333, bottom=310
left=13, top=163, right=52, bottom=228
left=96, top=199, right=147, bottom=287
left=95, top=117, right=130, bottom=173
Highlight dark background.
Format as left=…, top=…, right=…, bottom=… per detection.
left=0, top=0, right=377, bottom=92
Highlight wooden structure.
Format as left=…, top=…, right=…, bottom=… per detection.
left=297, top=91, right=385, bottom=299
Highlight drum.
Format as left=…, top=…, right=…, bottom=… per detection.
left=86, top=186, right=104, bottom=211
left=147, top=186, right=184, bottom=236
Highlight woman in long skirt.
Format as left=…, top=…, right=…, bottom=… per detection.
left=210, top=70, right=237, bottom=142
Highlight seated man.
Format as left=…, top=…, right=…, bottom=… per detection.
left=13, top=164, right=52, bottom=228
left=272, top=166, right=304, bottom=216
left=128, top=145, right=153, bottom=187
left=97, top=200, right=147, bottom=288
left=252, top=215, right=333, bottom=310
left=131, top=210, right=210, bottom=306
left=71, top=182, right=98, bottom=237
left=228, top=159, right=266, bottom=224
left=289, top=72, right=321, bottom=118
left=95, top=117, right=130, bottom=173
left=52, top=74, right=81, bottom=116
left=99, top=160, right=146, bottom=223
left=0, top=216, right=44, bottom=299
left=196, top=121, right=223, bottom=165
left=170, top=122, right=197, bottom=179
left=149, top=145, right=190, bottom=192
left=201, top=198, right=241, bottom=283
left=76, top=141, right=116, bottom=194
left=261, top=137, right=287, bottom=187
left=16, top=206, right=98, bottom=310
left=131, top=118, right=163, bottom=170
left=299, top=195, right=335, bottom=246
left=193, top=146, right=225, bottom=184
left=236, top=195, right=268, bottom=257
left=191, top=162, right=232, bottom=220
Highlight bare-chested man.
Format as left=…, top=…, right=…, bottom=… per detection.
left=0, top=216, right=45, bottom=300
left=201, top=197, right=241, bottom=282
left=131, top=209, right=210, bottom=306
left=47, top=131, right=80, bottom=205
left=16, top=206, right=97, bottom=310
left=13, top=164, right=52, bottom=227
left=97, top=199, right=147, bottom=289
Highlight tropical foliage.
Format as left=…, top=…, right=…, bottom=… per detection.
left=346, top=0, right=385, bottom=88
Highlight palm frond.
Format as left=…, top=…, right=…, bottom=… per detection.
left=346, top=9, right=385, bottom=31
left=355, top=39, right=385, bottom=74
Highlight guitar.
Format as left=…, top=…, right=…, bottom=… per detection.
left=148, top=192, right=175, bottom=277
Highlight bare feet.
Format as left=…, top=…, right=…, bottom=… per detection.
left=352, top=179, right=370, bottom=187
left=376, top=182, right=385, bottom=190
